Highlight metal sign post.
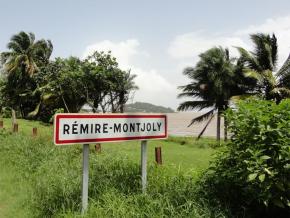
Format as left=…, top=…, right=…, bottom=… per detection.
left=81, top=144, right=89, bottom=214
left=53, top=113, right=167, bottom=211
left=141, top=140, right=147, bottom=193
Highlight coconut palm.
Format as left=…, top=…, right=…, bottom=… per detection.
left=178, top=47, right=249, bottom=141
left=276, top=53, right=290, bottom=101
left=0, top=31, right=52, bottom=76
left=236, top=33, right=290, bottom=102
left=0, top=31, right=53, bottom=122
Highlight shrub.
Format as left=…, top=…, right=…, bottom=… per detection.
left=1, top=107, right=12, bottom=118
left=198, top=99, right=290, bottom=217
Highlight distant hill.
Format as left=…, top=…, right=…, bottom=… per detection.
left=124, top=102, right=175, bottom=113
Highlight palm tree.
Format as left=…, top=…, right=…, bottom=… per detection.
left=1, top=31, right=53, bottom=76
left=236, top=33, right=290, bottom=102
left=115, top=70, right=138, bottom=113
left=178, top=47, right=249, bottom=141
left=276, top=53, right=290, bottom=102
left=0, top=31, right=53, bottom=122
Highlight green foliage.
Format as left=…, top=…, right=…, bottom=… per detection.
left=0, top=32, right=53, bottom=119
left=237, top=33, right=290, bottom=102
left=0, top=32, right=138, bottom=122
left=0, top=106, right=12, bottom=118
left=198, top=99, right=290, bottom=217
left=177, top=46, right=252, bottom=140
left=85, top=51, right=138, bottom=113
left=0, top=121, right=222, bottom=217
left=277, top=54, right=290, bottom=88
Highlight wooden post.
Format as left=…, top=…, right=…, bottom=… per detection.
left=32, top=127, right=37, bottom=137
left=95, top=143, right=101, bottom=153
left=155, top=147, right=162, bottom=165
left=0, top=120, right=3, bottom=128
left=13, top=123, right=18, bottom=133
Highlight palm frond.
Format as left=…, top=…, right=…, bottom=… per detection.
left=235, top=46, right=260, bottom=70
left=243, top=69, right=263, bottom=81
left=263, top=70, right=277, bottom=87
left=277, top=54, right=290, bottom=87
left=197, top=113, right=215, bottom=140
left=177, top=92, right=199, bottom=99
left=187, top=109, right=215, bottom=127
left=270, top=87, right=290, bottom=98
left=177, top=100, right=213, bottom=111
left=27, top=102, right=40, bottom=118
left=250, top=33, right=278, bottom=71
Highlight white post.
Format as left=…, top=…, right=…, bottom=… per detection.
left=141, top=140, right=147, bottom=193
left=82, top=144, right=89, bottom=214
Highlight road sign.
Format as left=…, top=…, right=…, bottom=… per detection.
left=54, top=114, right=167, bottom=145
left=53, top=113, right=167, bottom=214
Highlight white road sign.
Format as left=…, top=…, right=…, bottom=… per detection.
left=54, top=114, right=167, bottom=145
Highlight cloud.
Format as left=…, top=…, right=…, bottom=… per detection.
left=168, top=15, right=290, bottom=68
left=83, top=39, right=178, bottom=109
left=234, top=15, right=290, bottom=68
left=82, top=39, right=141, bottom=69
left=132, top=67, right=178, bottom=107
left=168, top=31, right=249, bottom=61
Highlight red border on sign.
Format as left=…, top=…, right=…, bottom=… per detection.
left=54, top=114, right=167, bottom=145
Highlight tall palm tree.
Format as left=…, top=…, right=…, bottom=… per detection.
left=276, top=53, right=290, bottom=101
left=0, top=31, right=53, bottom=122
left=116, top=70, right=138, bottom=113
left=236, top=33, right=290, bottom=102
left=0, top=31, right=52, bottom=76
left=178, top=47, right=248, bottom=141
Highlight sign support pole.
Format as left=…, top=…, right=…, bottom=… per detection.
left=141, top=140, right=147, bottom=193
left=81, top=144, right=89, bottom=214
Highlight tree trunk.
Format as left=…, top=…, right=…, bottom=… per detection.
left=61, top=95, right=70, bottom=113
left=224, top=115, right=228, bottom=141
left=19, top=103, right=24, bottom=118
left=119, top=91, right=125, bottom=113
left=12, top=108, right=17, bottom=126
left=216, top=109, right=221, bottom=142
left=197, top=114, right=214, bottom=140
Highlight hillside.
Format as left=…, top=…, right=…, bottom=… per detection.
left=124, top=102, right=175, bottom=113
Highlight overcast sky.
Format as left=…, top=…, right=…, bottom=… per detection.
left=1, top=0, right=290, bottom=110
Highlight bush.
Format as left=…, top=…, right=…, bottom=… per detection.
left=1, top=107, right=12, bottom=118
left=198, top=99, right=290, bottom=217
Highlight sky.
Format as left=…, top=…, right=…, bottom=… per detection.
left=1, top=0, right=290, bottom=110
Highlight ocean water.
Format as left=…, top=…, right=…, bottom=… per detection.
left=167, top=112, right=224, bottom=138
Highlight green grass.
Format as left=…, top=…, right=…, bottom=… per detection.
left=0, top=161, right=33, bottom=218
left=2, top=118, right=52, bottom=138
left=1, top=118, right=215, bottom=173
left=0, top=118, right=222, bottom=217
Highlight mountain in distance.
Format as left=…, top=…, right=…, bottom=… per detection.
left=124, top=102, right=175, bottom=113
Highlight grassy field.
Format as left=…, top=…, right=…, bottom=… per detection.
left=0, top=118, right=221, bottom=217
left=1, top=118, right=215, bottom=173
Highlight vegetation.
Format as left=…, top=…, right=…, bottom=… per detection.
left=277, top=54, right=290, bottom=93
left=178, top=33, right=290, bottom=141
left=125, top=101, right=175, bottom=113
left=0, top=120, right=218, bottom=217
left=0, top=30, right=289, bottom=218
left=236, top=33, right=290, bottom=102
left=197, top=99, right=290, bottom=217
left=0, top=32, right=138, bottom=123
left=0, top=31, right=53, bottom=123
left=177, top=47, right=253, bottom=141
